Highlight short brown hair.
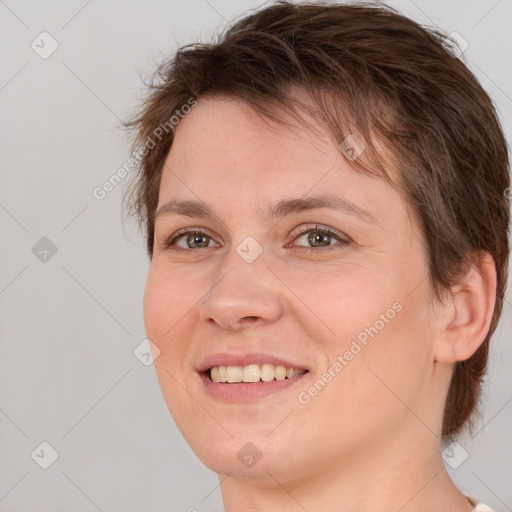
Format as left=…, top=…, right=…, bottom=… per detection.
left=124, top=0, right=510, bottom=439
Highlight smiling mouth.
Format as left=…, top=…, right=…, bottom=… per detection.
left=205, top=363, right=309, bottom=383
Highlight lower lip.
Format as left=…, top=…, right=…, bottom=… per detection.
left=199, top=371, right=308, bottom=401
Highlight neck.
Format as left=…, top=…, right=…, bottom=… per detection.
left=218, top=426, right=473, bottom=512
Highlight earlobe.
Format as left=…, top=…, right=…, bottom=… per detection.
left=434, top=252, right=496, bottom=363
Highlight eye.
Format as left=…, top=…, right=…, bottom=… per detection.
left=160, top=224, right=349, bottom=252
left=288, top=224, right=349, bottom=251
left=163, top=229, right=218, bottom=250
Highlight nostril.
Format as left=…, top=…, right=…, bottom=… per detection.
left=240, top=316, right=260, bottom=326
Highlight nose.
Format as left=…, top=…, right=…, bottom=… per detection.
left=199, top=249, right=283, bottom=332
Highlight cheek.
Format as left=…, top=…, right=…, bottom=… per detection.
left=302, top=266, right=433, bottom=421
left=143, top=265, right=200, bottom=430
left=143, top=268, right=169, bottom=348
left=143, top=263, right=198, bottom=350
left=347, top=299, right=432, bottom=415
left=286, top=262, right=398, bottom=348
left=302, top=312, right=431, bottom=451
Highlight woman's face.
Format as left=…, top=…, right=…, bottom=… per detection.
left=144, top=95, right=442, bottom=482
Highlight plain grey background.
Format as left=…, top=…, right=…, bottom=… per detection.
left=0, top=1, right=511, bottom=511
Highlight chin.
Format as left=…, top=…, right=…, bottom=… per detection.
left=173, top=422, right=296, bottom=476
left=193, top=440, right=293, bottom=480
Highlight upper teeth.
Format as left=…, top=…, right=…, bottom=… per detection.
left=210, top=364, right=306, bottom=383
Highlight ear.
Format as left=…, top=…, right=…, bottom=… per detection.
left=434, top=251, right=497, bottom=363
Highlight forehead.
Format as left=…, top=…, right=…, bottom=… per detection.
left=158, top=95, right=406, bottom=228
left=167, top=94, right=335, bottom=171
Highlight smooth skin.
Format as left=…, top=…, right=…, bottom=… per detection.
left=143, top=91, right=496, bottom=512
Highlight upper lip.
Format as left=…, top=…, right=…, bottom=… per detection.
left=197, top=352, right=310, bottom=373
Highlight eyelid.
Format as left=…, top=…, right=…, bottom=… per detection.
left=162, top=223, right=349, bottom=251
left=163, top=226, right=220, bottom=249
left=288, top=223, right=349, bottom=243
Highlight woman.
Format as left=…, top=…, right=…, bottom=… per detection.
left=125, top=2, right=509, bottom=510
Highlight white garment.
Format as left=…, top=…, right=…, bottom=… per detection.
left=466, top=494, right=496, bottom=512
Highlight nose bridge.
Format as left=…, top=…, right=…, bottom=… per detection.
left=199, top=236, right=282, bottom=330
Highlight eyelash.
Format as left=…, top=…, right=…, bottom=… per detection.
left=162, top=224, right=350, bottom=252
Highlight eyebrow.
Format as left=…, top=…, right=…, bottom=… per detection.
left=154, top=194, right=379, bottom=225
